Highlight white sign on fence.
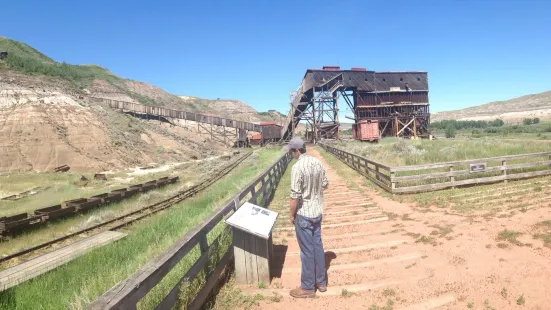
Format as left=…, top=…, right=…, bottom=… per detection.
left=469, top=163, right=487, bottom=173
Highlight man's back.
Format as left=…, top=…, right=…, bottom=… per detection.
left=290, top=153, right=328, bottom=218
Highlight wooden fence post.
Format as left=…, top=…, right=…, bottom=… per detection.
left=503, top=160, right=508, bottom=184
left=199, top=231, right=209, bottom=276
left=391, top=171, right=396, bottom=192
left=450, top=165, right=455, bottom=188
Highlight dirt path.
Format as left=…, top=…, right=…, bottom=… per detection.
left=240, top=147, right=551, bottom=309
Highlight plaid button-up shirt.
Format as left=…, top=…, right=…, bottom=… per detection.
left=290, top=153, right=329, bottom=218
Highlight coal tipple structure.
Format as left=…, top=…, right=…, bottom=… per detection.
left=282, top=66, right=429, bottom=141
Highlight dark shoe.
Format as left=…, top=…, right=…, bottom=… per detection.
left=290, top=287, right=316, bottom=298
left=316, top=285, right=327, bottom=292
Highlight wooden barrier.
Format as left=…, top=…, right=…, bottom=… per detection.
left=319, top=143, right=393, bottom=192
left=87, top=152, right=291, bottom=310
left=319, top=143, right=551, bottom=194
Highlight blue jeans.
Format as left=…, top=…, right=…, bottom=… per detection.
left=295, top=214, right=326, bottom=291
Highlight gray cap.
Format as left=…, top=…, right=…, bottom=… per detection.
left=284, top=137, right=305, bottom=151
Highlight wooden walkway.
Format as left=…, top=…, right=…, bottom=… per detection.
left=0, top=231, right=126, bottom=291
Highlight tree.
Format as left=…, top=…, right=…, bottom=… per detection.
left=533, top=118, right=540, bottom=124
left=445, top=124, right=456, bottom=138
left=523, top=118, right=533, bottom=126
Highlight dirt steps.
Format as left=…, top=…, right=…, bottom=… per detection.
left=239, top=148, right=458, bottom=309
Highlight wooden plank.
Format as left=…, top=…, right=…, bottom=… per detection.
left=0, top=231, right=126, bottom=291
left=254, top=235, right=270, bottom=285
left=244, top=233, right=257, bottom=284
left=1, top=231, right=119, bottom=278
left=233, top=229, right=247, bottom=284
left=321, top=144, right=392, bottom=171
left=391, top=152, right=551, bottom=172
left=393, top=169, right=551, bottom=193
left=393, top=160, right=551, bottom=182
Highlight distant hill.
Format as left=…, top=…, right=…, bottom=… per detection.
left=0, top=36, right=286, bottom=173
left=432, top=91, right=551, bottom=122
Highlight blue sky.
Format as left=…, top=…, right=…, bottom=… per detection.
left=2, top=0, right=551, bottom=115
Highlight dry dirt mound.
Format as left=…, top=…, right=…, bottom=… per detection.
left=0, top=74, right=224, bottom=173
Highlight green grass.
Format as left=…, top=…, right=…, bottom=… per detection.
left=0, top=170, right=185, bottom=217
left=429, top=224, right=454, bottom=238
left=533, top=220, right=551, bottom=247
left=206, top=279, right=265, bottom=310
left=0, top=149, right=282, bottom=310
left=496, top=230, right=524, bottom=246
left=0, top=37, right=54, bottom=63
left=335, top=138, right=551, bottom=167
left=0, top=37, right=173, bottom=107
left=501, top=287, right=508, bottom=299
left=0, top=156, right=241, bottom=258
left=368, top=299, right=394, bottom=310
left=341, top=289, right=356, bottom=298
left=517, top=294, right=525, bottom=305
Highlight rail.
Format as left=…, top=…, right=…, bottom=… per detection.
left=87, top=152, right=291, bottom=310
left=319, top=143, right=551, bottom=194
left=0, top=152, right=252, bottom=265
left=0, top=176, right=178, bottom=236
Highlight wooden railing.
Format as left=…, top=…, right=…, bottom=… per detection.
left=88, top=152, right=291, bottom=310
left=319, top=143, right=551, bottom=194
left=319, top=143, right=393, bottom=192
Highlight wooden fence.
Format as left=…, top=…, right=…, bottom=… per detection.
left=88, top=152, right=291, bottom=310
left=319, top=143, right=551, bottom=194
left=318, top=143, right=393, bottom=192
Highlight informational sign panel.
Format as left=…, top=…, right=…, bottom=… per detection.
left=469, top=163, right=487, bottom=173
left=225, top=202, right=278, bottom=239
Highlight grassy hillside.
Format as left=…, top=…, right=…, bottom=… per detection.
left=0, top=37, right=119, bottom=88
left=0, top=37, right=195, bottom=109
left=0, top=37, right=285, bottom=120
left=0, top=37, right=54, bottom=63
left=432, top=90, right=551, bottom=122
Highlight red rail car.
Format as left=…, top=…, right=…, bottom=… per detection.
left=353, top=120, right=379, bottom=142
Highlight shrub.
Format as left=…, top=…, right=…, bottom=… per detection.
left=523, top=118, right=533, bottom=125
left=445, top=124, right=456, bottom=138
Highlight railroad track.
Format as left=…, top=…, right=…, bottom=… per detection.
left=0, top=151, right=253, bottom=265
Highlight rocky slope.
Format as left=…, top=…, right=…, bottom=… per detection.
left=0, top=37, right=284, bottom=173
left=432, top=90, right=551, bottom=122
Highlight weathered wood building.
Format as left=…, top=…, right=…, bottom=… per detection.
left=282, top=66, right=429, bottom=141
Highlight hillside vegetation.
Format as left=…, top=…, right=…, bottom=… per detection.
left=0, top=37, right=284, bottom=173
left=0, top=37, right=284, bottom=120
left=432, top=90, right=551, bottom=122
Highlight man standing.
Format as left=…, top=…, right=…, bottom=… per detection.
left=285, top=137, right=329, bottom=298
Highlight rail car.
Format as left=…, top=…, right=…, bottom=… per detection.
left=352, top=120, right=380, bottom=142
left=0, top=176, right=179, bottom=236
left=248, top=122, right=283, bottom=146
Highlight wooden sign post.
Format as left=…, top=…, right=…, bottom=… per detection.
left=225, top=202, right=278, bottom=285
